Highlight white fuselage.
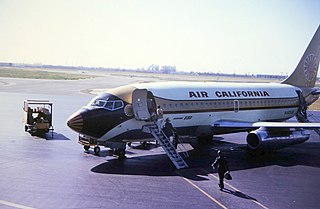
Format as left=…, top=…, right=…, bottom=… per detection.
left=99, top=81, right=301, bottom=142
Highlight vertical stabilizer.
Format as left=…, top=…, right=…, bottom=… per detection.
left=282, top=25, right=320, bottom=88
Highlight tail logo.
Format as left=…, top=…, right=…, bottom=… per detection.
left=304, top=54, right=318, bottom=82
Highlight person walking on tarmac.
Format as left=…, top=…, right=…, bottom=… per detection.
left=212, top=150, right=229, bottom=191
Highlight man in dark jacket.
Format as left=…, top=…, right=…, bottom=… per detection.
left=212, top=150, right=229, bottom=191
left=162, top=118, right=178, bottom=149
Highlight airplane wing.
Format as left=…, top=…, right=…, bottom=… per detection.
left=212, top=120, right=320, bottom=129
left=252, top=122, right=320, bottom=129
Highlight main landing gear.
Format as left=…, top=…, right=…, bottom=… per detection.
left=113, top=148, right=126, bottom=158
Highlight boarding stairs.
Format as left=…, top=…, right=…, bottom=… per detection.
left=296, top=91, right=320, bottom=136
left=296, top=110, right=320, bottom=136
left=306, top=113, right=320, bottom=136
left=143, top=124, right=189, bottom=169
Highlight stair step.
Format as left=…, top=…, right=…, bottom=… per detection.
left=144, top=124, right=188, bottom=169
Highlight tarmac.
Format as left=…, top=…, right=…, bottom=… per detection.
left=1, top=74, right=320, bottom=209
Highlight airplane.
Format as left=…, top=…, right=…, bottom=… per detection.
left=67, top=25, right=320, bottom=169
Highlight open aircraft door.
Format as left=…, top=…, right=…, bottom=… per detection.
left=132, top=89, right=151, bottom=121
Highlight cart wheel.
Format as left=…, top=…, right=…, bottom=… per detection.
left=84, top=146, right=90, bottom=151
left=94, top=146, right=100, bottom=155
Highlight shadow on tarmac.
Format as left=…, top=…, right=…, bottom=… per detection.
left=31, top=132, right=70, bottom=140
left=91, top=140, right=320, bottom=178
left=223, top=188, right=257, bottom=201
left=91, top=154, right=177, bottom=176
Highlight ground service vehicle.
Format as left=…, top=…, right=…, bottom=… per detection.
left=23, top=100, right=54, bottom=136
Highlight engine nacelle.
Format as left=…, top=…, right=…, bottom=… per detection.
left=246, top=128, right=310, bottom=150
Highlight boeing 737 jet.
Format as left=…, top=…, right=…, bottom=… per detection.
left=67, top=25, right=320, bottom=169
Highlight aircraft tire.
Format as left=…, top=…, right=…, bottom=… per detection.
left=118, top=149, right=125, bottom=158
left=94, top=146, right=100, bottom=155
left=142, top=141, right=147, bottom=149
left=114, top=148, right=126, bottom=158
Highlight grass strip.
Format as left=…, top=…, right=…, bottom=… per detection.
left=0, top=68, right=93, bottom=80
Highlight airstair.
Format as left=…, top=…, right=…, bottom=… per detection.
left=142, top=124, right=189, bottom=169
left=306, top=113, right=320, bottom=136
left=297, top=110, right=320, bottom=136
left=296, top=90, right=320, bottom=136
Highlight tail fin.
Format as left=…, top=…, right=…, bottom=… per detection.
left=282, top=25, right=320, bottom=88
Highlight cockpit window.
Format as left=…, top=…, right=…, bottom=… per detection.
left=91, top=100, right=106, bottom=107
left=114, top=101, right=123, bottom=109
left=105, top=101, right=114, bottom=110
left=90, top=99, right=124, bottom=111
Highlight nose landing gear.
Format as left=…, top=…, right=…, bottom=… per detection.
left=79, top=134, right=127, bottom=158
left=94, top=146, right=101, bottom=155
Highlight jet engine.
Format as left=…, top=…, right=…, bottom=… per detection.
left=246, top=127, right=310, bottom=150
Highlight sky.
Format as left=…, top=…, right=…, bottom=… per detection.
left=0, top=0, right=319, bottom=75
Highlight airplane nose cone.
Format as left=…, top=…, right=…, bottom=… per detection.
left=67, top=112, right=83, bottom=133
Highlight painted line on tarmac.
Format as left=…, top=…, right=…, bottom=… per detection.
left=178, top=172, right=228, bottom=209
left=202, top=169, right=269, bottom=209
left=0, top=200, right=37, bottom=209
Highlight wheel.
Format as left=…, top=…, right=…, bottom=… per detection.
left=94, top=146, right=100, bottom=155
left=84, top=146, right=90, bottom=151
left=113, top=149, right=119, bottom=156
left=118, top=149, right=126, bottom=158
left=24, top=125, right=28, bottom=132
left=142, top=141, right=147, bottom=149
left=113, top=148, right=126, bottom=158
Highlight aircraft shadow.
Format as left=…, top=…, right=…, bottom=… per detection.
left=91, top=140, right=320, bottom=178
left=91, top=154, right=177, bottom=176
